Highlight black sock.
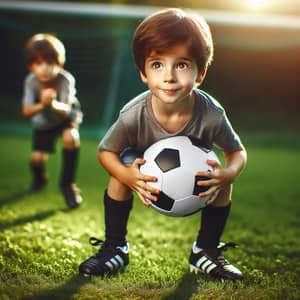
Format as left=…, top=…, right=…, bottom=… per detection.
left=30, top=161, right=47, bottom=184
left=60, top=148, right=79, bottom=187
left=196, top=203, right=231, bottom=249
left=104, top=190, right=133, bottom=246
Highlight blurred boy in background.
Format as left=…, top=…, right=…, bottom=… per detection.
left=22, top=33, right=83, bottom=209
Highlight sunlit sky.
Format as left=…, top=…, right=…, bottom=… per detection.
left=1, top=0, right=300, bottom=16
left=219, top=0, right=300, bottom=15
left=246, top=0, right=268, bottom=9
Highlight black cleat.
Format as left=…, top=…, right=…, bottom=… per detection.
left=189, top=241, right=243, bottom=281
left=79, top=237, right=129, bottom=277
left=61, top=184, right=82, bottom=208
left=29, top=179, right=47, bottom=192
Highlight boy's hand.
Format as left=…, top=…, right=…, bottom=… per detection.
left=195, top=159, right=234, bottom=205
left=125, top=158, right=160, bottom=207
left=40, top=88, right=57, bottom=107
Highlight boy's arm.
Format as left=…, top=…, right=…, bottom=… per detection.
left=50, top=72, right=77, bottom=116
left=39, top=88, right=71, bottom=116
left=22, top=78, right=46, bottom=118
left=22, top=102, right=45, bottom=118
left=221, top=147, right=247, bottom=184
left=38, top=87, right=72, bottom=116
left=22, top=87, right=71, bottom=118
left=50, top=99, right=71, bottom=116
left=98, top=150, right=160, bottom=206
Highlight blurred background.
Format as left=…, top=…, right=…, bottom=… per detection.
left=0, top=0, right=299, bottom=139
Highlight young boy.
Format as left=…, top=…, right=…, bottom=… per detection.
left=79, top=8, right=247, bottom=280
left=22, top=33, right=83, bottom=209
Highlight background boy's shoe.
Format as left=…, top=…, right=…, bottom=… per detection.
left=29, top=178, right=47, bottom=192
left=30, top=162, right=47, bottom=192
left=189, top=241, right=243, bottom=281
left=61, top=184, right=82, bottom=208
left=79, top=238, right=129, bottom=277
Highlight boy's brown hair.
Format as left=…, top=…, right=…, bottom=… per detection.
left=132, top=8, right=214, bottom=76
left=24, top=33, right=66, bottom=66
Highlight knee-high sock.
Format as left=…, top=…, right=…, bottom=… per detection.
left=60, top=148, right=79, bottom=187
left=196, top=203, right=231, bottom=249
left=30, top=161, right=47, bottom=184
left=104, top=190, right=133, bottom=246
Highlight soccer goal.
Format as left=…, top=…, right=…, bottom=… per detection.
left=1, top=1, right=300, bottom=137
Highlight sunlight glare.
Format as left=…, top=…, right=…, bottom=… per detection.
left=247, top=0, right=267, bottom=9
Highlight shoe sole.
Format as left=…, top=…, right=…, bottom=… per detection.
left=190, top=263, right=243, bottom=281
left=80, top=265, right=128, bottom=277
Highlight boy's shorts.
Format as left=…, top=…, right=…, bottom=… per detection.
left=120, top=147, right=142, bottom=164
left=32, top=120, right=74, bottom=153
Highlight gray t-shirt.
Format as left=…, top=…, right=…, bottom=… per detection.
left=22, top=69, right=82, bottom=129
left=98, top=89, right=243, bottom=154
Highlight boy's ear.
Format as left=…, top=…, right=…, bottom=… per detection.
left=140, top=71, right=148, bottom=84
left=196, top=68, right=207, bottom=85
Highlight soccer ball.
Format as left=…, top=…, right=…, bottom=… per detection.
left=140, top=136, right=220, bottom=217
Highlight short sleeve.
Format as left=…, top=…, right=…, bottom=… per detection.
left=98, top=117, right=130, bottom=154
left=22, top=74, right=37, bottom=106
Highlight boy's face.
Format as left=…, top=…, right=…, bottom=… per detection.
left=29, top=57, right=61, bottom=84
left=140, top=43, right=205, bottom=105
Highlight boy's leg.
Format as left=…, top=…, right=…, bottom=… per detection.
left=30, top=151, right=48, bottom=191
left=104, top=177, right=133, bottom=246
left=79, top=147, right=137, bottom=277
left=196, top=185, right=232, bottom=249
left=60, top=147, right=79, bottom=186
left=60, top=127, right=82, bottom=208
left=79, top=178, right=132, bottom=277
left=189, top=185, right=243, bottom=280
left=29, top=128, right=51, bottom=191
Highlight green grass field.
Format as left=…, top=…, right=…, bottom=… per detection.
left=0, top=133, right=299, bottom=300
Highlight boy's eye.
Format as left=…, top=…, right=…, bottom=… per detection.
left=176, top=62, right=189, bottom=70
left=35, top=60, right=43, bottom=66
left=151, top=62, right=162, bottom=69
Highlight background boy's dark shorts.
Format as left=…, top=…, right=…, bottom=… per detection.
left=32, top=120, right=73, bottom=153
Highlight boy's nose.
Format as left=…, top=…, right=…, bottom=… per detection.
left=163, top=67, right=176, bottom=83
left=40, top=63, right=49, bottom=71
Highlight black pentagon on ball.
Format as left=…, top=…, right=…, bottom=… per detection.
left=148, top=191, right=174, bottom=211
left=193, top=175, right=210, bottom=195
left=188, top=136, right=211, bottom=153
left=154, top=148, right=180, bottom=172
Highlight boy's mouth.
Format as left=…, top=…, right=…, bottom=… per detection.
left=162, top=88, right=179, bottom=95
